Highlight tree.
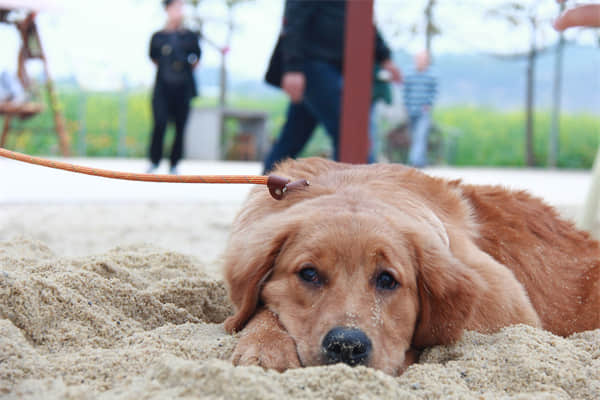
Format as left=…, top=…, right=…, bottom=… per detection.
left=487, top=1, right=551, bottom=167
left=549, top=0, right=566, bottom=168
left=186, top=0, right=253, bottom=108
left=424, top=0, right=439, bottom=55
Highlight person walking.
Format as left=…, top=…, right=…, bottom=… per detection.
left=263, top=0, right=401, bottom=173
left=148, top=0, right=201, bottom=174
left=403, top=51, right=437, bottom=168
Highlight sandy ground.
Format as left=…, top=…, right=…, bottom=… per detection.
left=1, top=159, right=599, bottom=399
left=0, top=204, right=237, bottom=279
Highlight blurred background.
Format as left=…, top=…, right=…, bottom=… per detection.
left=1, top=0, right=599, bottom=168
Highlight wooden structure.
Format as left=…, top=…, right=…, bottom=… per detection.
left=339, top=0, right=374, bottom=164
left=0, top=1, right=69, bottom=155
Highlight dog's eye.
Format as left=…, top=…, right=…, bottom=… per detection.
left=298, top=267, right=322, bottom=285
left=375, top=272, right=399, bottom=290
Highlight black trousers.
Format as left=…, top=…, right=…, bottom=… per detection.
left=149, top=84, right=191, bottom=167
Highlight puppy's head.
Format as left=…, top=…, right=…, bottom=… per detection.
left=224, top=193, right=485, bottom=375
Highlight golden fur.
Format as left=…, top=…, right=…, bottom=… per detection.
left=224, top=158, right=600, bottom=375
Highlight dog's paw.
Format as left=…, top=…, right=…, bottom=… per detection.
left=231, top=311, right=301, bottom=372
left=232, top=329, right=301, bottom=372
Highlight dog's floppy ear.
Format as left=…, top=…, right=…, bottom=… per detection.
left=410, top=238, right=487, bottom=348
left=223, top=224, right=292, bottom=333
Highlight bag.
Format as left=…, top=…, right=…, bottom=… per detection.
left=372, top=64, right=392, bottom=105
left=264, top=34, right=284, bottom=88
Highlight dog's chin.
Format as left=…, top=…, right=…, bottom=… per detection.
left=368, top=354, right=409, bottom=376
left=318, top=356, right=407, bottom=376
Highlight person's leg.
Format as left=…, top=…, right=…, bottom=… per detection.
left=406, top=114, right=420, bottom=166
left=149, top=88, right=169, bottom=167
left=302, top=61, right=343, bottom=161
left=263, top=101, right=318, bottom=173
left=170, top=94, right=191, bottom=170
left=408, top=111, right=431, bottom=168
left=0, top=71, right=11, bottom=101
left=368, top=102, right=378, bottom=163
left=0, top=71, right=26, bottom=103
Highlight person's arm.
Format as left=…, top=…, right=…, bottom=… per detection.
left=149, top=33, right=160, bottom=65
left=374, top=29, right=391, bottom=64
left=375, top=28, right=402, bottom=83
left=281, top=0, right=318, bottom=73
left=280, top=0, right=318, bottom=102
left=554, top=3, right=600, bottom=31
left=190, top=31, right=202, bottom=69
left=403, top=78, right=411, bottom=107
left=424, top=75, right=438, bottom=112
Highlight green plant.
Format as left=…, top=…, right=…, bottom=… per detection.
left=3, top=89, right=598, bottom=170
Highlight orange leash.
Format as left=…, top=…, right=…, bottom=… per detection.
left=0, top=148, right=309, bottom=200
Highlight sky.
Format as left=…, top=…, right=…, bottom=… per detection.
left=0, top=0, right=597, bottom=90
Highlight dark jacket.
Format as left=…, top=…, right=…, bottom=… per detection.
left=150, top=29, right=201, bottom=97
left=282, top=0, right=391, bottom=73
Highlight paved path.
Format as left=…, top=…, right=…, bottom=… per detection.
left=1, top=158, right=261, bottom=204
left=1, top=157, right=592, bottom=208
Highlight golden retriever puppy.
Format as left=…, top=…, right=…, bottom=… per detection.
left=224, top=158, right=599, bottom=376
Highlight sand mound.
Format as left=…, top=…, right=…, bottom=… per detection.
left=1, top=237, right=598, bottom=399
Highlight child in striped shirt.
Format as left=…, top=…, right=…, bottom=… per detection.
left=403, top=52, right=437, bottom=167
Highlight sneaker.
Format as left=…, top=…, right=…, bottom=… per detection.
left=147, top=163, right=159, bottom=174
left=169, top=165, right=179, bottom=175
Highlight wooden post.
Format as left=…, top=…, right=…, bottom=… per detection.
left=340, top=0, right=374, bottom=164
left=34, top=19, right=70, bottom=156
left=78, top=89, right=87, bottom=156
left=43, top=60, right=71, bottom=156
left=22, top=13, right=70, bottom=156
left=524, top=17, right=537, bottom=167
left=549, top=1, right=566, bottom=168
left=118, top=76, right=128, bottom=157
left=0, top=116, right=11, bottom=148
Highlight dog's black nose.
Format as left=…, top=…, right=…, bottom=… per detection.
left=322, top=327, right=372, bottom=366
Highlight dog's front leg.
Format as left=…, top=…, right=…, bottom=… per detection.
left=231, top=308, right=301, bottom=372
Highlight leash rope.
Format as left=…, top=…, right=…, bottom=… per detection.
left=0, top=147, right=309, bottom=200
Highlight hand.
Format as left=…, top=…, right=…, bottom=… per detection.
left=554, top=4, right=600, bottom=31
left=381, top=59, right=402, bottom=83
left=282, top=72, right=306, bottom=103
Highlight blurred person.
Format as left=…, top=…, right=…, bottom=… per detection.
left=0, top=70, right=27, bottom=104
left=369, top=63, right=394, bottom=163
left=403, top=51, right=437, bottom=168
left=263, top=0, right=401, bottom=173
left=148, top=0, right=201, bottom=175
left=554, top=2, right=600, bottom=233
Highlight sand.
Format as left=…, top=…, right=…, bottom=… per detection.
left=0, top=204, right=239, bottom=278
left=1, top=204, right=599, bottom=399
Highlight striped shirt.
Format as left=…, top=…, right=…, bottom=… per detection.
left=403, top=69, right=438, bottom=116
